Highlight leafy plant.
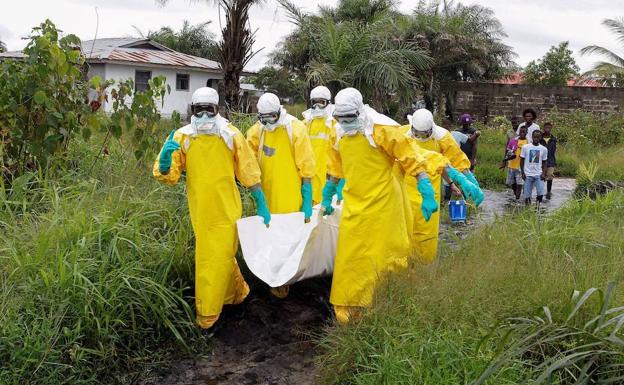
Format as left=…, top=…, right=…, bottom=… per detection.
left=0, top=20, right=92, bottom=177
left=524, top=42, right=580, bottom=86
left=474, top=284, right=624, bottom=385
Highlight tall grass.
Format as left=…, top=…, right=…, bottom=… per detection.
left=319, top=190, right=624, bottom=384
left=0, top=135, right=200, bottom=384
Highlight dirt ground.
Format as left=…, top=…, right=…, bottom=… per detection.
left=142, top=178, right=577, bottom=385
left=142, top=279, right=333, bottom=385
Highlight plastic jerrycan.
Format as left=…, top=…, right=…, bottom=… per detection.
left=449, top=199, right=467, bottom=223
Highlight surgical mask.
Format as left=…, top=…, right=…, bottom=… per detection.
left=191, top=114, right=218, bottom=135
left=309, top=106, right=327, bottom=118
left=335, top=112, right=361, bottom=132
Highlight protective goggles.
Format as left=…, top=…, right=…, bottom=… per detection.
left=192, top=104, right=218, bottom=118
left=333, top=112, right=359, bottom=125
left=412, top=128, right=433, bottom=140
left=311, top=98, right=329, bottom=109
left=258, top=111, right=280, bottom=126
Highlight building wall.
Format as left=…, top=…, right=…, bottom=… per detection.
left=448, top=82, right=624, bottom=122
left=94, top=63, right=223, bottom=116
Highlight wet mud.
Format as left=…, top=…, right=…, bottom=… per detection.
left=144, top=178, right=577, bottom=385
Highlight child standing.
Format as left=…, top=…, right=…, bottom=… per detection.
left=539, top=122, right=557, bottom=200
left=506, top=126, right=528, bottom=200
left=520, top=130, right=548, bottom=205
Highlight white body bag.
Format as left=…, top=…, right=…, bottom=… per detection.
left=236, top=204, right=342, bottom=287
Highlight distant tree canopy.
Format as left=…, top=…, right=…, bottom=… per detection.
left=581, top=18, right=624, bottom=87
left=140, top=20, right=219, bottom=60
left=524, top=42, right=580, bottom=86
left=272, top=0, right=516, bottom=116
left=0, top=38, right=6, bottom=53
left=244, top=66, right=306, bottom=103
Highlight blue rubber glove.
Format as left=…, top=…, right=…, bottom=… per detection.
left=159, top=130, right=181, bottom=174
left=301, top=181, right=313, bottom=221
left=336, top=178, right=346, bottom=203
left=321, top=180, right=339, bottom=215
left=417, top=176, right=438, bottom=222
left=250, top=188, right=271, bottom=225
left=463, top=170, right=481, bottom=188
left=447, top=167, right=484, bottom=207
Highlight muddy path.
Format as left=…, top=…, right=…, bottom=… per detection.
left=144, top=178, right=576, bottom=385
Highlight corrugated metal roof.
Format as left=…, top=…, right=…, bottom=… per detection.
left=1, top=37, right=223, bottom=72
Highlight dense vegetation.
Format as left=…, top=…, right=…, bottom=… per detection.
left=319, top=189, right=624, bottom=384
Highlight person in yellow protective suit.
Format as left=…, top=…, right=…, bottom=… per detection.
left=400, top=108, right=484, bottom=264
left=320, top=88, right=438, bottom=325
left=153, top=87, right=271, bottom=330
left=302, top=86, right=338, bottom=204
left=246, top=92, right=316, bottom=298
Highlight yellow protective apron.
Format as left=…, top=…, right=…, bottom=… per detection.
left=307, top=118, right=332, bottom=204
left=258, top=127, right=302, bottom=213
left=330, top=134, right=410, bottom=311
left=407, top=138, right=444, bottom=264
left=185, top=135, right=250, bottom=327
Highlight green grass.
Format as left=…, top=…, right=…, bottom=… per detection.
left=474, top=128, right=623, bottom=191
left=319, top=190, right=624, bottom=384
left=0, top=135, right=202, bottom=384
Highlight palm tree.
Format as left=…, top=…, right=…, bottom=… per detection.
left=580, top=18, right=624, bottom=87
left=276, top=0, right=432, bottom=115
left=157, top=0, right=263, bottom=112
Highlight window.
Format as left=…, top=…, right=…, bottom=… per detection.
left=176, top=74, right=190, bottom=91
left=206, top=78, right=216, bottom=88
left=135, top=70, right=152, bottom=92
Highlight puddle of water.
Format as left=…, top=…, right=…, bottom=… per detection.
left=143, top=178, right=577, bottom=385
left=441, top=178, right=577, bottom=244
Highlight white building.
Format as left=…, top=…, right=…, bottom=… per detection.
left=1, top=37, right=245, bottom=117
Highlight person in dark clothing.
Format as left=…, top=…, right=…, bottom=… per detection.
left=457, top=113, right=481, bottom=171
left=539, top=122, right=557, bottom=200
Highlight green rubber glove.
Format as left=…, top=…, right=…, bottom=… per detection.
left=321, top=180, right=339, bottom=215
left=301, top=181, right=313, bottom=221
left=336, top=178, right=346, bottom=203
left=417, top=176, right=438, bottom=222
left=447, top=167, right=484, bottom=207
left=464, top=170, right=481, bottom=188
left=250, top=188, right=271, bottom=225
left=159, top=130, right=181, bottom=174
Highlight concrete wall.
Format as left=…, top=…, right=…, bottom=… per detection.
left=447, top=82, right=624, bottom=121
left=95, top=63, right=223, bottom=116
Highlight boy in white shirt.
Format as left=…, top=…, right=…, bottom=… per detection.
left=520, top=130, right=548, bottom=206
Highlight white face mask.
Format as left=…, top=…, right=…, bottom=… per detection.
left=191, top=114, right=218, bottom=135
left=309, top=106, right=327, bottom=118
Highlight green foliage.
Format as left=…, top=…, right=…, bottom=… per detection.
left=475, top=284, right=624, bottom=384
left=524, top=42, right=580, bottom=86
left=319, top=190, right=624, bottom=384
left=245, top=66, right=306, bottom=103
left=581, top=18, right=624, bottom=87
left=0, top=38, right=6, bottom=53
left=142, top=20, right=219, bottom=60
left=103, top=75, right=171, bottom=160
left=0, top=20, right=92, bottom=176
left=276, top=0, right=432, bottom=115
left=543, top=108, right=624, bottom=147
left=0, top=132, right=200, bottom=384
left=0, top=20, right=172, bottom=180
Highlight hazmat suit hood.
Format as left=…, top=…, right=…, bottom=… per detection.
left=333, top=88, right=399, bottom=147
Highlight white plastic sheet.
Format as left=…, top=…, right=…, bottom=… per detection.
left=237, top=205, right=342, bottom=287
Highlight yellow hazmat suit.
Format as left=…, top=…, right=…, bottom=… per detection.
left=327, top=124, right=428, bottom=324
left=400, top=124, right=471, bottom=263
left=153, top=122, right=259, bottom=329
left=303, top=115, right=337, bottom=204
left=246, top=119, right=316, bottom=213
